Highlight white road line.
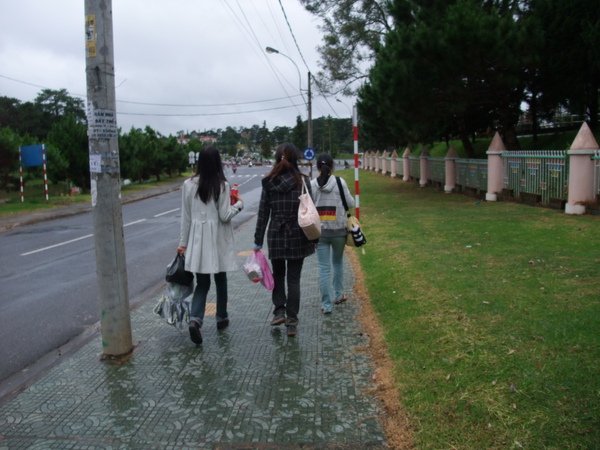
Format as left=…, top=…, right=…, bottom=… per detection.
left=154, top=208, right=179, bottom=217
left=21, top=218, right=148, bottom=256
left=21, top=234, right=94, bottom=256
left=124, top=219, right=147, bottom=227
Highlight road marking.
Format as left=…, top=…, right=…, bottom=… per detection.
left=154, top=208, right=179, bottom=217
left=21, top=219, right=148, bottom=256
left=124, top=219, right=146, bottom=227
left=21, top=234, right=94, bottom=256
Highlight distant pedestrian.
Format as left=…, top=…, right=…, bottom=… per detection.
left=178, top=146, right=244, bottom=345
left=254, top=143, right=316, bottom=336
left=311, top=154, right=355, bottom=314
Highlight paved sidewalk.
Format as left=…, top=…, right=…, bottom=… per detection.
left=0, top=213, right=387, bottom=448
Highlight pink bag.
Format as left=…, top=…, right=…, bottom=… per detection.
left=254, top=250, right=274, bottom=291
left=243, top=250, right=274, bottom=291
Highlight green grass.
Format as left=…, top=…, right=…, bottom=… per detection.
left=0, top=174, right=190, bottom=216
left=340, top=170, right=600, bottom=449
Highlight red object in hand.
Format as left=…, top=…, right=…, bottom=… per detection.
left=230, top=183, right=239, bottom=205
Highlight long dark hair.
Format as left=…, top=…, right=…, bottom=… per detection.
left=316, top=153, right=334, bottom=187
left=195, top=146, right=227, bottom=203
left=267, top=143, right=303, bottom=187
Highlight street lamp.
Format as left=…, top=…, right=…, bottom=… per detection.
left=266, top=46, right=312, bottom=151
left=336, top=98, right=352, bottom=117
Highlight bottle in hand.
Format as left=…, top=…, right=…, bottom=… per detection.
left=230, top=183, right=239, bottom=205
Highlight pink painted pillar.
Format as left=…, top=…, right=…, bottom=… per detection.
left=565, top=122, right=599, bottom=215
left=381, top=151, right=388, bottom=175
left=390, top=150, right=398, bottom=177
left=402, top=148, right=411, bottom=182
left=444, top=145, right=458, bottom=193
left=485, top=132, right=507, bottom=201
left=419, top=146, right=430, bottom=187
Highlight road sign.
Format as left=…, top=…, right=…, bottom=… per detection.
left=303, top=147, right=315, bottom=161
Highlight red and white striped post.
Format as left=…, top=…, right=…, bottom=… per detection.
left=352, top=105, right=360, bottom=220
left=42, top=144, right=49, bottom=201
left=18, top=149, right=24, bottom=203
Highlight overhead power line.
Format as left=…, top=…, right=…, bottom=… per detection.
left=118, top=103, right=306, bottom=117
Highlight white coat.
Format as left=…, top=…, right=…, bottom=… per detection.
left=179, top=177, right=243, bottom=274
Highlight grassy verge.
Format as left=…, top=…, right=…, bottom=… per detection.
left=340, top=170, right=600, bottom=448
left=0, top=175, right=190, bottom=216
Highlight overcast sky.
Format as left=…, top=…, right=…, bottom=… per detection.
left=0, top=0, right=356, bottom=137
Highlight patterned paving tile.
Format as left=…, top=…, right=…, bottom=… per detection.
left=0, top=220, right=386, bottom=448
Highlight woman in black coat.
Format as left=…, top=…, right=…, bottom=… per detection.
left=254, top=143, right=315, bottom=336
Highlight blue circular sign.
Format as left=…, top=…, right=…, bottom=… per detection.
left=303, top=147, right=315, bottom=161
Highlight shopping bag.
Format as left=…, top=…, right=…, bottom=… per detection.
left=298, top=177, right=321, bottom=240
left=165, top=253, right=194, bottom=286
left=346, top=215, right=367, bottom=247
left=242, top=250, right=274, bottom=291
left=254, top=250, right=274, bottom=291
left=242, top=252, right=263, bottom=283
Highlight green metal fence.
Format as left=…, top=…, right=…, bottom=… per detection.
left=409, top=156, right=420, bottom=179
left=427, top=157, right=446, bottom=184
left=396, top=157, right=404, bottom=178
left=455, top=159, right=488, bottom=192
left=502, top=151, right=569, bottom=203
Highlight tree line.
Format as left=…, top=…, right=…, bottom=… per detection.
left=301, top=0, right=599, bottom=157
left=0, top=89, right=354, bottom=193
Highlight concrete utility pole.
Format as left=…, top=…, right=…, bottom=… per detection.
left=84, top=0, right=132, bottom=357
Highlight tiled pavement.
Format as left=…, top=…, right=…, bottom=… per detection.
left=0, top=214, right=387, bottom=448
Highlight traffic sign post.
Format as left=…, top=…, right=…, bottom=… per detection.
left=303, top=148, right=315, bottom=178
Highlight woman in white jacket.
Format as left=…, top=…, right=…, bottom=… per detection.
left=177, top=147, right=243, bottom=344
left=311, top=154, right=355, bottom=314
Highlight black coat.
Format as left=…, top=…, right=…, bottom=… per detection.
left=254, top=171, right=316, bottom=260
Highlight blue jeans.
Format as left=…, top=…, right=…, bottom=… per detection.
left=316, top=235, right=346, bottom=312
left=190, top=272, right=228, bottom=327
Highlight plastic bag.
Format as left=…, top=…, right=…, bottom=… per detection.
left=242, top=252, right=262, bottom=282
left=242, top=250, right=274, bottom=291
left=153, top=281, right=193, bottom=330
left=254, top=250, right=274, bottom=291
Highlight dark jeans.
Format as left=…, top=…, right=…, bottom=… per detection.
left=271, top=258, right=304, bottom=326
left=190, top=272, right=228, bottom=327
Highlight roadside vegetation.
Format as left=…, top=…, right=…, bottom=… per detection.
left=339, top=169, right=600, bottom=448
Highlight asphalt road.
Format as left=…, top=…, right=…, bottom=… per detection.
left=0, top=165, right=267, bottom=386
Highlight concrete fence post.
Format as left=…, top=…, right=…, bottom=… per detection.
left=444, top=145, right=458, bottom=193
left=390, top=150, right=398, bottom=177
left=419, top=146, right=430, bottom=187
left=565, top=122, right=599, bottom=215
left=381, top=151, right=388, bottom=175
left=375, top=151, right=381, bottom=173
left=403, top=148, right=411, bottom=182
left=486, top=132, right=507, bottom=201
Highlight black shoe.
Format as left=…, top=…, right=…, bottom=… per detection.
left=286, top=325, right=297, bottom=337
left=189, top=319, right=202, bottom=344
left=216, top=318, right=229, bottom=330
left=270, top=313, right=285, bottom=326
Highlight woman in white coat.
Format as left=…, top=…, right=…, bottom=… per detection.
left=177, top=146, right=243, bottom=344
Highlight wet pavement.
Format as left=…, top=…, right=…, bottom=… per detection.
left=0, top=186, right=387, bottom=448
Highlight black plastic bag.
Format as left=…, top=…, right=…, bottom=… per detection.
left=165, top=254, right=194, bottom=286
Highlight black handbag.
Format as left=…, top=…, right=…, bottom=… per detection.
left=165, top=254, right=194, bottom=286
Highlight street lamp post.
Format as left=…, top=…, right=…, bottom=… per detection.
left=266, top=46, right=312, bottom=151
